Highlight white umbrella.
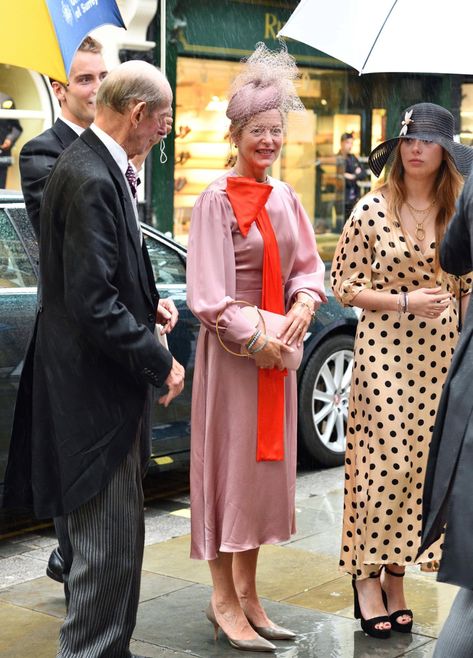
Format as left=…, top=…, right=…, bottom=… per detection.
left=278, top=0, right=473, bottom=75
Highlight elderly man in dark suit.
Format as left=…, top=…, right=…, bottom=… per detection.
left=5, top=60, right=185, bottom=658
left=20, top=36, right=175, bottom=596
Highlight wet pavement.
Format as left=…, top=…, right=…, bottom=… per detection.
left=0, top=467, right=456, bottom=657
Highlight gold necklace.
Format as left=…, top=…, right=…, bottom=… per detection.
left=405, top=199, right=436, bottom=241
left=405, top=199, right=436, bottom=214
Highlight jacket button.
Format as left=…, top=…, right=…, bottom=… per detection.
left=148, top=313, right=154, bottom=322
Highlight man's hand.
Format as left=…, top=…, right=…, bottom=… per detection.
left=159, top=357, right=185, bottom=407
left=157, top=298, right=178, bottom=333
left=0, top=138, right=11, bottom=151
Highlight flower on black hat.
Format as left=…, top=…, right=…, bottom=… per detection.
left=400, top=109, right=414, bottom=136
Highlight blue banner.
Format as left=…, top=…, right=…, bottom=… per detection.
left=46, top=0, right=125, bottom=75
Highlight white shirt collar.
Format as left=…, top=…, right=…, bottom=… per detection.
left=89, top=123, right=142, bottom=244
left=89, top=123, right=128, bottom=176
left=59, top=116, right=85, bottom=136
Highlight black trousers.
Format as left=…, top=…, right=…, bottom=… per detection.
left=0, top=166, right=8, bottom=188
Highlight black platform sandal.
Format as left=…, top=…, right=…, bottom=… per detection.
left=381, top=566, right=413, bottom=633
left=352, top=575, right=391, bottom=639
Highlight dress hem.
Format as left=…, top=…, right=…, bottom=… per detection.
left=190, top=532, right=294, bottom=561
left=338, top=554, right=442, bottom=579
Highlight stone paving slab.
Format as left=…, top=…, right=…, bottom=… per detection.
left=134, top=583, right=435, bottom=658
left=0, top=553, right=49, bottom=589
left=0, top=538, right=443, bottom=658
left=0, top=600, right=61, bottom=658
left=0, top=466, right=451, bottom=657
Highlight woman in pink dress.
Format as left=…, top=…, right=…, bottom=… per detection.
left=186, top=44, right=326, bottom=653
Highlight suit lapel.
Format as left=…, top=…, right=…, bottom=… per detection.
left=79, top=128, right=154, bottom=309
left=52, top=119, right=78, bottom=149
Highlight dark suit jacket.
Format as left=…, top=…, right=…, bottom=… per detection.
left=420, top=171, right=473, bottom=589
left=20, top=118, right=77, bottom=239
left=4, top=128, right=173, bottom=519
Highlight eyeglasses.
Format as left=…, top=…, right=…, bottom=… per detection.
left=247, top=125, right=283, bottom=137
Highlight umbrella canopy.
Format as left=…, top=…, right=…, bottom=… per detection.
left=279, top=0, right=473, bottom=75
left=0, top=0, right=125, bottom=83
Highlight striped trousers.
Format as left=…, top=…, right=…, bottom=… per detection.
left=57, top=429, right=145, bottom=658
left=434, top=587, right=473, bottom=658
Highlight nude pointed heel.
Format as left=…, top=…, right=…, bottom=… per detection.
left=247, top=618, right=296, bottom=641
left=205, top=603, right=276, bottom=652
left=206, top=603, right=220, bottom=640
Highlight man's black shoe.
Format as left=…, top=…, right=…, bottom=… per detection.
left=46, top=546, right=65, bottom=583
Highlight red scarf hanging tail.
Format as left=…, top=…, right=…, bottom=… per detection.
left=226, top=176, right=286, bottom=461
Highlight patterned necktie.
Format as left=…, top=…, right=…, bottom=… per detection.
left=125, top=163, right=137, bottom=198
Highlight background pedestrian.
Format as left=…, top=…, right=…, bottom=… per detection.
left=0, top=91, right=22, bottom=188
left=337, top=131, right=367, bottom=220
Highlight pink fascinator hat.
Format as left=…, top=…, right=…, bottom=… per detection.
left=226, top=42, right=305, bottom=124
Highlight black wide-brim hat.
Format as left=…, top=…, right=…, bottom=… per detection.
left=368, top=102, right=473, bottom=178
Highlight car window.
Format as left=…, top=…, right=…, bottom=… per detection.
left=144, top=234, right=186, bottom=285
left=0, top=209, right=36, bottom=288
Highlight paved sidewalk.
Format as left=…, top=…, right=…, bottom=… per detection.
left=0, top=467, right=456, bottom=657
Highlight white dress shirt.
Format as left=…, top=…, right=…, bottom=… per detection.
left=89, top=123, right=142, bottom=244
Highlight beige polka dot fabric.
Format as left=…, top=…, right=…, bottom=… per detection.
left=331, top=192, right=471, bottom=580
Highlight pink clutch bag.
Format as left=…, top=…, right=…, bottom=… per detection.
left=215, top=301, right=303, bottom=370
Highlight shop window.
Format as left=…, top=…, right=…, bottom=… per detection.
left=0, top=64, right=53, bottom=192
left=174, top=57, right=374, bottom=263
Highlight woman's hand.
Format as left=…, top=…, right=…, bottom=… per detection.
left=407, top=287, right=451, bottom=319
left=250, top=335, right=294, bottom=371
left=278, top=300, right=315, bottom=347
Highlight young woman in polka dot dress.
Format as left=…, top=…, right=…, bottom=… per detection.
left=332, top=103, right=473, bottom=639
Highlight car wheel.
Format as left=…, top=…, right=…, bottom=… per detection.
left=298, top=334, right=354, bottom=468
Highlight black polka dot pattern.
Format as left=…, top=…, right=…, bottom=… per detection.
left=331, top=193, right=470, bottom=579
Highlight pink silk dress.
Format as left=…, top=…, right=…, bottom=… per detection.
left=186, top=171, right=326, bottom=560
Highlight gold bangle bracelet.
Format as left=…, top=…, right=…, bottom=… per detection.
left=294, top=300, right=315, bottom=317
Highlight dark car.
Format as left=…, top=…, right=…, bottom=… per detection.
left=0, top=192, right=356, bottom=500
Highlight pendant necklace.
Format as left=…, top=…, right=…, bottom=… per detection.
left=405, top=199, right=436, bottom=241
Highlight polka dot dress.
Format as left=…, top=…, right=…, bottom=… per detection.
left=331, top=192, right=471, bottom=580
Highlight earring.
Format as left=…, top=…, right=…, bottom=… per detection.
left=225, top=142, right=237, bottom=168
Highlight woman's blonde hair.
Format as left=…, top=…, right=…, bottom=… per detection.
left=377, top=143, right=463, bottom=275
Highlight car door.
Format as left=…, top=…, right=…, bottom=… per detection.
left=143, top=228, right=199, bottom=468
left=0, top=201, right=38, bottom=487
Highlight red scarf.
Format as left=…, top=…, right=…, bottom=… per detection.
left=226, top=176, right=286, bottom=461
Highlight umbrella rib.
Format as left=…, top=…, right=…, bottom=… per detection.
left=361, top=0, right=399, bottom=73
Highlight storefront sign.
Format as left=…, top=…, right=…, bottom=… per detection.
left=173, top=0, right=343, bottom=67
